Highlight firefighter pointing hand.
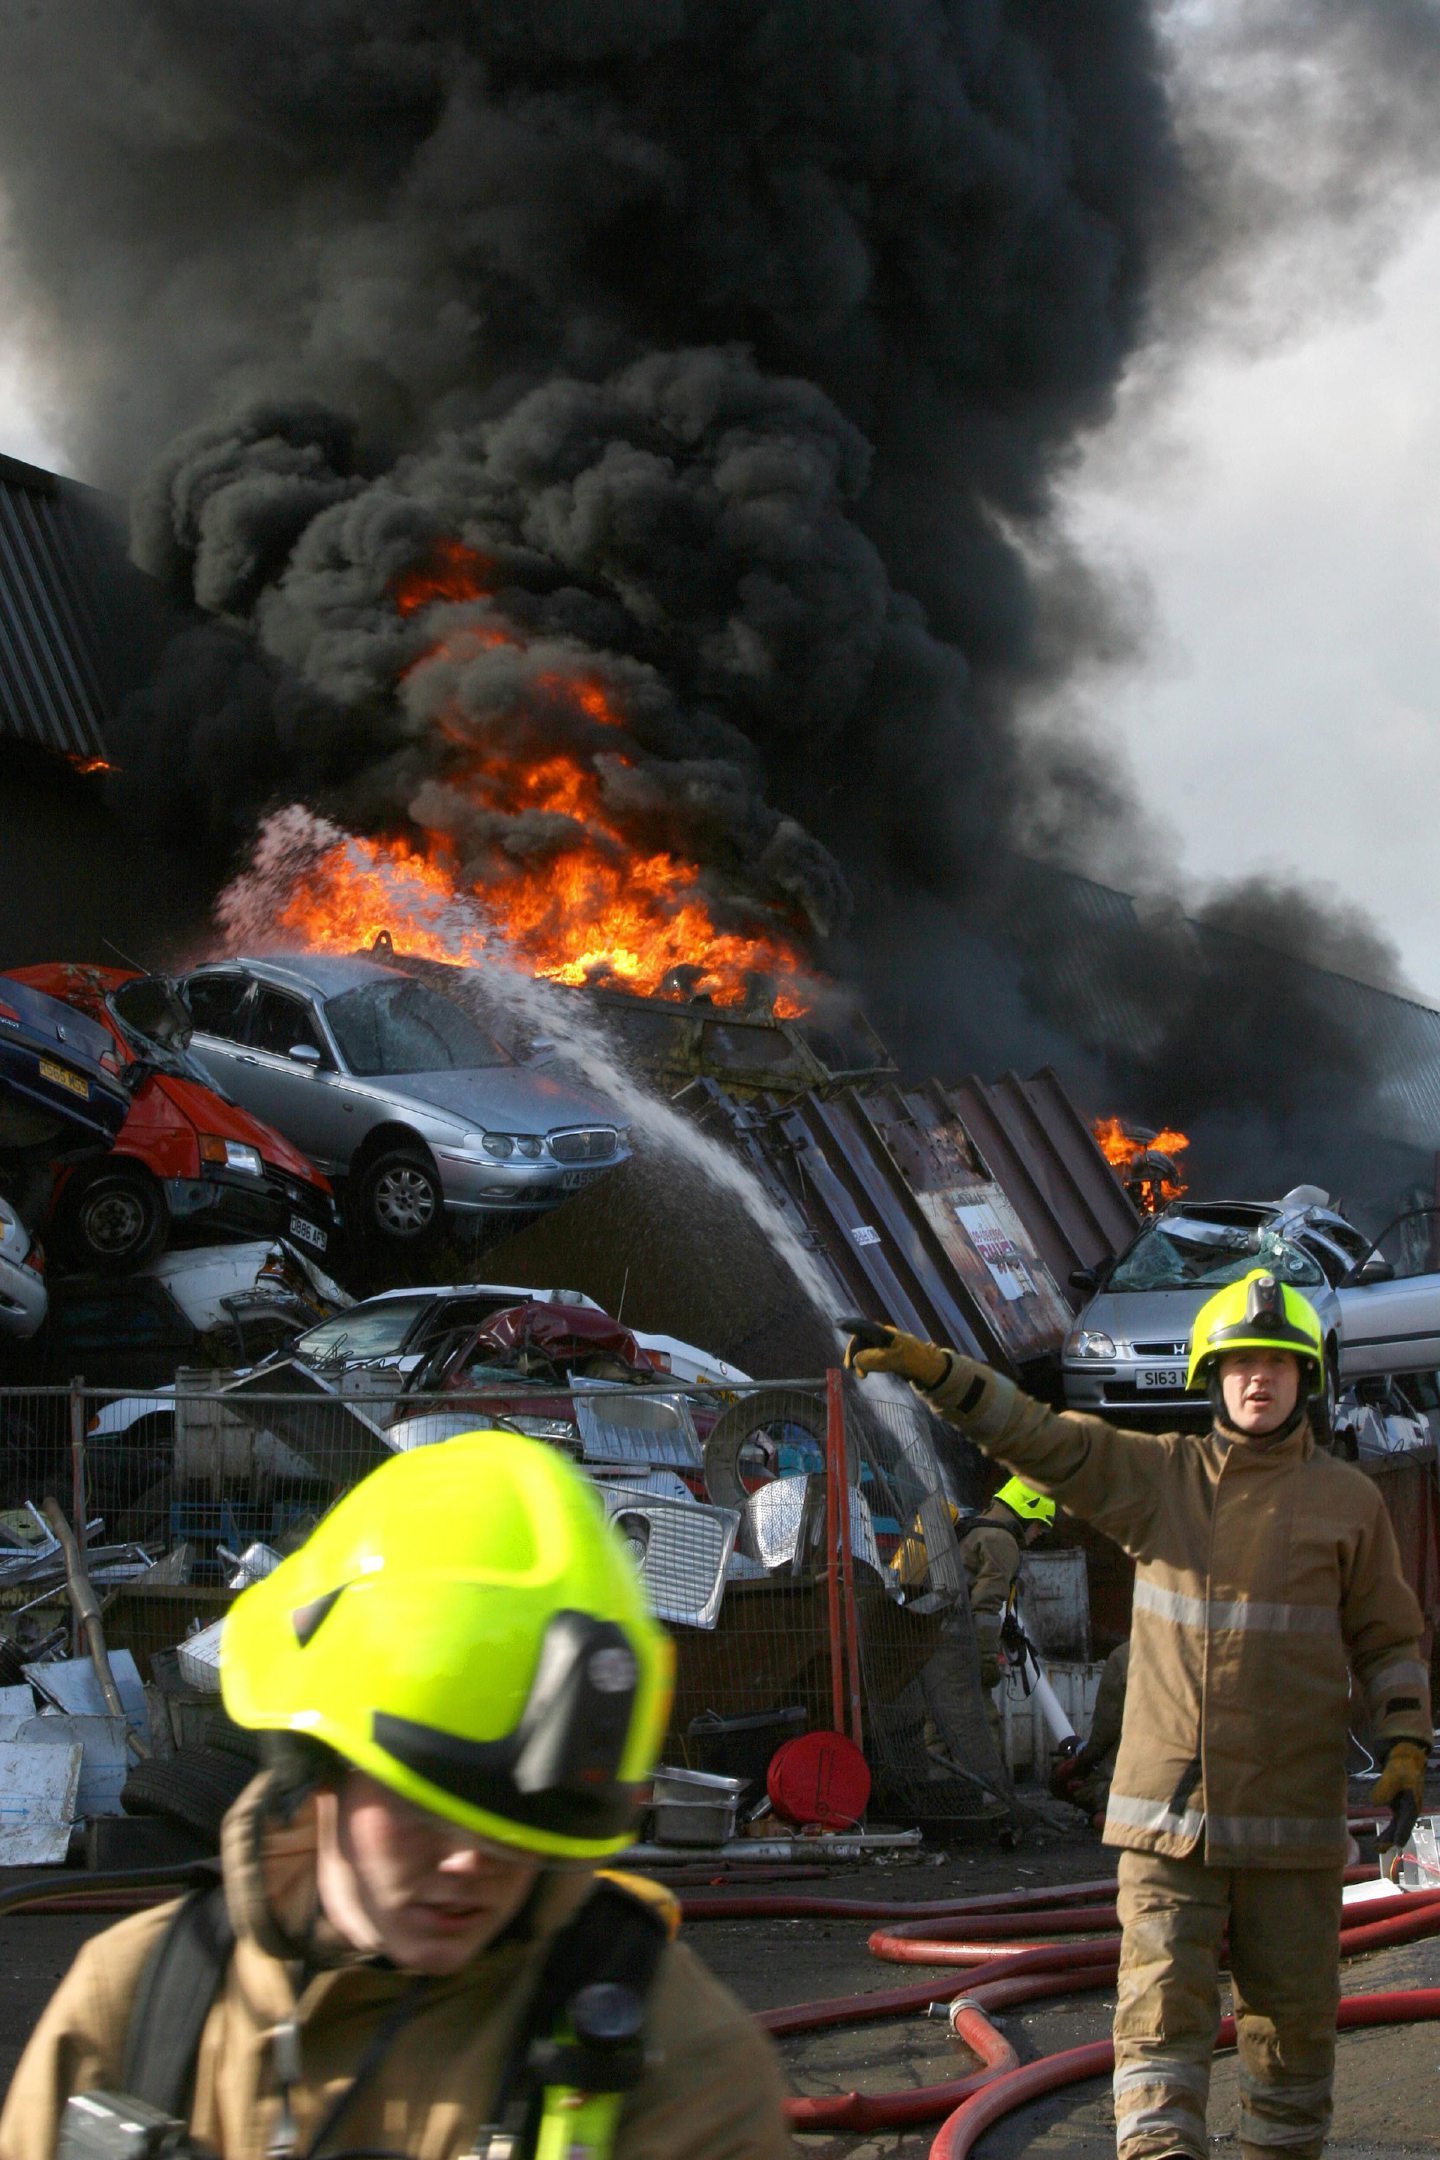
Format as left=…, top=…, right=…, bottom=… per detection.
left=849, top=1270, right=1431, bottom=2160
left=1, top=1436, right=793, bottom=2160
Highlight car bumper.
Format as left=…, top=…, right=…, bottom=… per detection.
left=0, top=1251, right=48, bottom=1340
left=433, top=1145, right=629, bottom=1215
left=1063, top=1363, right=1204, bottom=1421
left=164, top=1169, right=340, bottom=1253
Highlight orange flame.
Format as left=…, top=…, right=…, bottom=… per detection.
left=1093, top=1115, right=1191, bottom=1211
left=271, top=539, right=817, bottom=1015
left=67, top=754, right=114, bottom=776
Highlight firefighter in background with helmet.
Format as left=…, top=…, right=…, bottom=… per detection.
left=848, top=1270, right=1431, bottom=2160
left=0, top=1435, right=792, bottom=2160
left=890, top=1477, right=1055, bottom=1751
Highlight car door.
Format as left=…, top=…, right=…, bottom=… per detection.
left=233, top=987, right=352, bottom=1167
left=1336, top=1206, right=1440, bottom=1378
left=181, top=970, right=258, bottom=1097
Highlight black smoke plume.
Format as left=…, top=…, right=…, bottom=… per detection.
left=0, top=2, right=1433, bottom=1204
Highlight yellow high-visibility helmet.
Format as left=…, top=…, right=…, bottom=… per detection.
left=1185, top=1269, right=1325, bottom=1393
left=993, top=1477, right=1056, bottom=1528
left=221, top=1431, right=674, bottom=1862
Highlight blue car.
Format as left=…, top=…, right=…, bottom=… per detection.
left=0, top=976, right=131, bottom=1154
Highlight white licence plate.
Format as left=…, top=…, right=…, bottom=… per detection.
left=561, top=1170, right=589, bottom=1191
left=288, top=1213, right=327, bottom=1252
left=1137, top=1366, right=1185, bottom=1391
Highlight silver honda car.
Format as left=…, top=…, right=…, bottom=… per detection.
left=1063, top=1187, right=1440, bottom=1428
left=179, top=954, right=630, bottom=1244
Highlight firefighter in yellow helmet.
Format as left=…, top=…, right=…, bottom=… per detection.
left=1, top=1435, right=793, bottom=2160
left=890, top=1477, right=1055, bottom=1757
left=846, top=1271, right=1431, bottom=2160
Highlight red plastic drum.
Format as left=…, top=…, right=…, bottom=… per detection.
left=767, top=1729, right=871, bottom=1830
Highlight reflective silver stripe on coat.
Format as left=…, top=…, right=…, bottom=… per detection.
left=1133, top=1578, right=1341, bottom=1638
left=1205, top=1812, right=1345, bottom=1849
left=1105, top=1791, right=1205, bottom=1843
left=1106, top=1794, right=1344, bottom=1850
left=1364, top=1656, right=1429, bottom=1714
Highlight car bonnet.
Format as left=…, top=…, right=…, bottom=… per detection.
left=368, top=1063, right=625, bottom=1137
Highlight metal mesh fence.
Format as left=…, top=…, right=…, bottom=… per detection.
left=0, top=1369, right=1015, bottom=1828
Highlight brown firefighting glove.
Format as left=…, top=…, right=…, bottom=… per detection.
left=841, top=1318, right=948, bottom=1389
left=1373, top=1738, right=1428, bottom=1851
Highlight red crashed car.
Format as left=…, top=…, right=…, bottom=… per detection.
left=6, top=966, right=339, bottom=1273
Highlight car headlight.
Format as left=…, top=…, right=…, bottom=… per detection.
left=1063, top=1329, right=1117, bottom=1360
left=200, top=1136, right=264, bottom=1178
left=479, top=1132, right=544, bottom=1160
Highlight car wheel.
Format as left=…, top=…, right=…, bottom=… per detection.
left=358, top=1148, right=443, bottom=1242
left=58, top=1163, right=168, bottom=1272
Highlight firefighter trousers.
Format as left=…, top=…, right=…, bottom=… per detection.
left=1112, top=1847, right=1343, bottom=2160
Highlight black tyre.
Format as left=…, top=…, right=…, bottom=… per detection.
left=58, top=1162, right=168, bottom=1272
left=356, top=1146, right=443, bottom=1243
left=121, top=1746, right=256, bottom=1841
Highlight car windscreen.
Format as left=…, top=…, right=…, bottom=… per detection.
left=1108, top=1219, right=1327, bottom=1293
left=294, top=1296, right=432, bottom=1364
left=325, top=981, right=509, bottom=1076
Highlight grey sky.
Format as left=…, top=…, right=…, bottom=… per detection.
left=1051, top=184, right=1440, bottom=1007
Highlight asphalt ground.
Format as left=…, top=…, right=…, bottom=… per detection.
left=2, top=1825, right=1438, bottom=2158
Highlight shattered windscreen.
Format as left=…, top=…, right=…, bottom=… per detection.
left=294, top=1296, right=432, bottom=1364
left=325, top=981, right=510, bottom=1075
left=1109, top=1217, right=1327, bottom=1292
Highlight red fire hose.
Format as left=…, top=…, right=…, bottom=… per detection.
left=681, top=1862, right=1440, bottom=2147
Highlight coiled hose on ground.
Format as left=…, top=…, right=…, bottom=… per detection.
left=682, top=1821, right=1440, bottom=2155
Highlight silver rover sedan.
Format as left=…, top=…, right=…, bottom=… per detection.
left=180, top=953, right=629, bottom=1245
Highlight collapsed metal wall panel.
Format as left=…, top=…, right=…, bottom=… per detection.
left=945, top=1067, right=1140, bottom=1290
left=749, top=1073, right=1114, bottom=1374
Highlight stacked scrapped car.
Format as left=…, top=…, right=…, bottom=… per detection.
left=6, top=967, right=339, bottom=1272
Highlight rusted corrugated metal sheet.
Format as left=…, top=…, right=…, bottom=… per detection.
left=0, top=453, right=117, bottom=762
left=946, top=1066, right=1139, bottom=1293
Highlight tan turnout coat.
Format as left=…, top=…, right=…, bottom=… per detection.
left=0, top=1779, right=793, bottom=2160
left=923, top=1357, right=1432, bottom=1869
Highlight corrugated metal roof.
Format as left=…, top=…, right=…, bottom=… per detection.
left=0, top=452, right=117, bottom=761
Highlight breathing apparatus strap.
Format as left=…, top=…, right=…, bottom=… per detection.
left=473, top=1875, right=673, bottom=2160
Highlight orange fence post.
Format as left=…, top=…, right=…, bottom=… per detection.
left=829, top=1368, right=864, bottom=1751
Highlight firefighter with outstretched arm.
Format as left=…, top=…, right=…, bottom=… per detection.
left=0, top=1434, right=793, bottom=2160
left=848, top=1271, right=1431, bottom=2160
